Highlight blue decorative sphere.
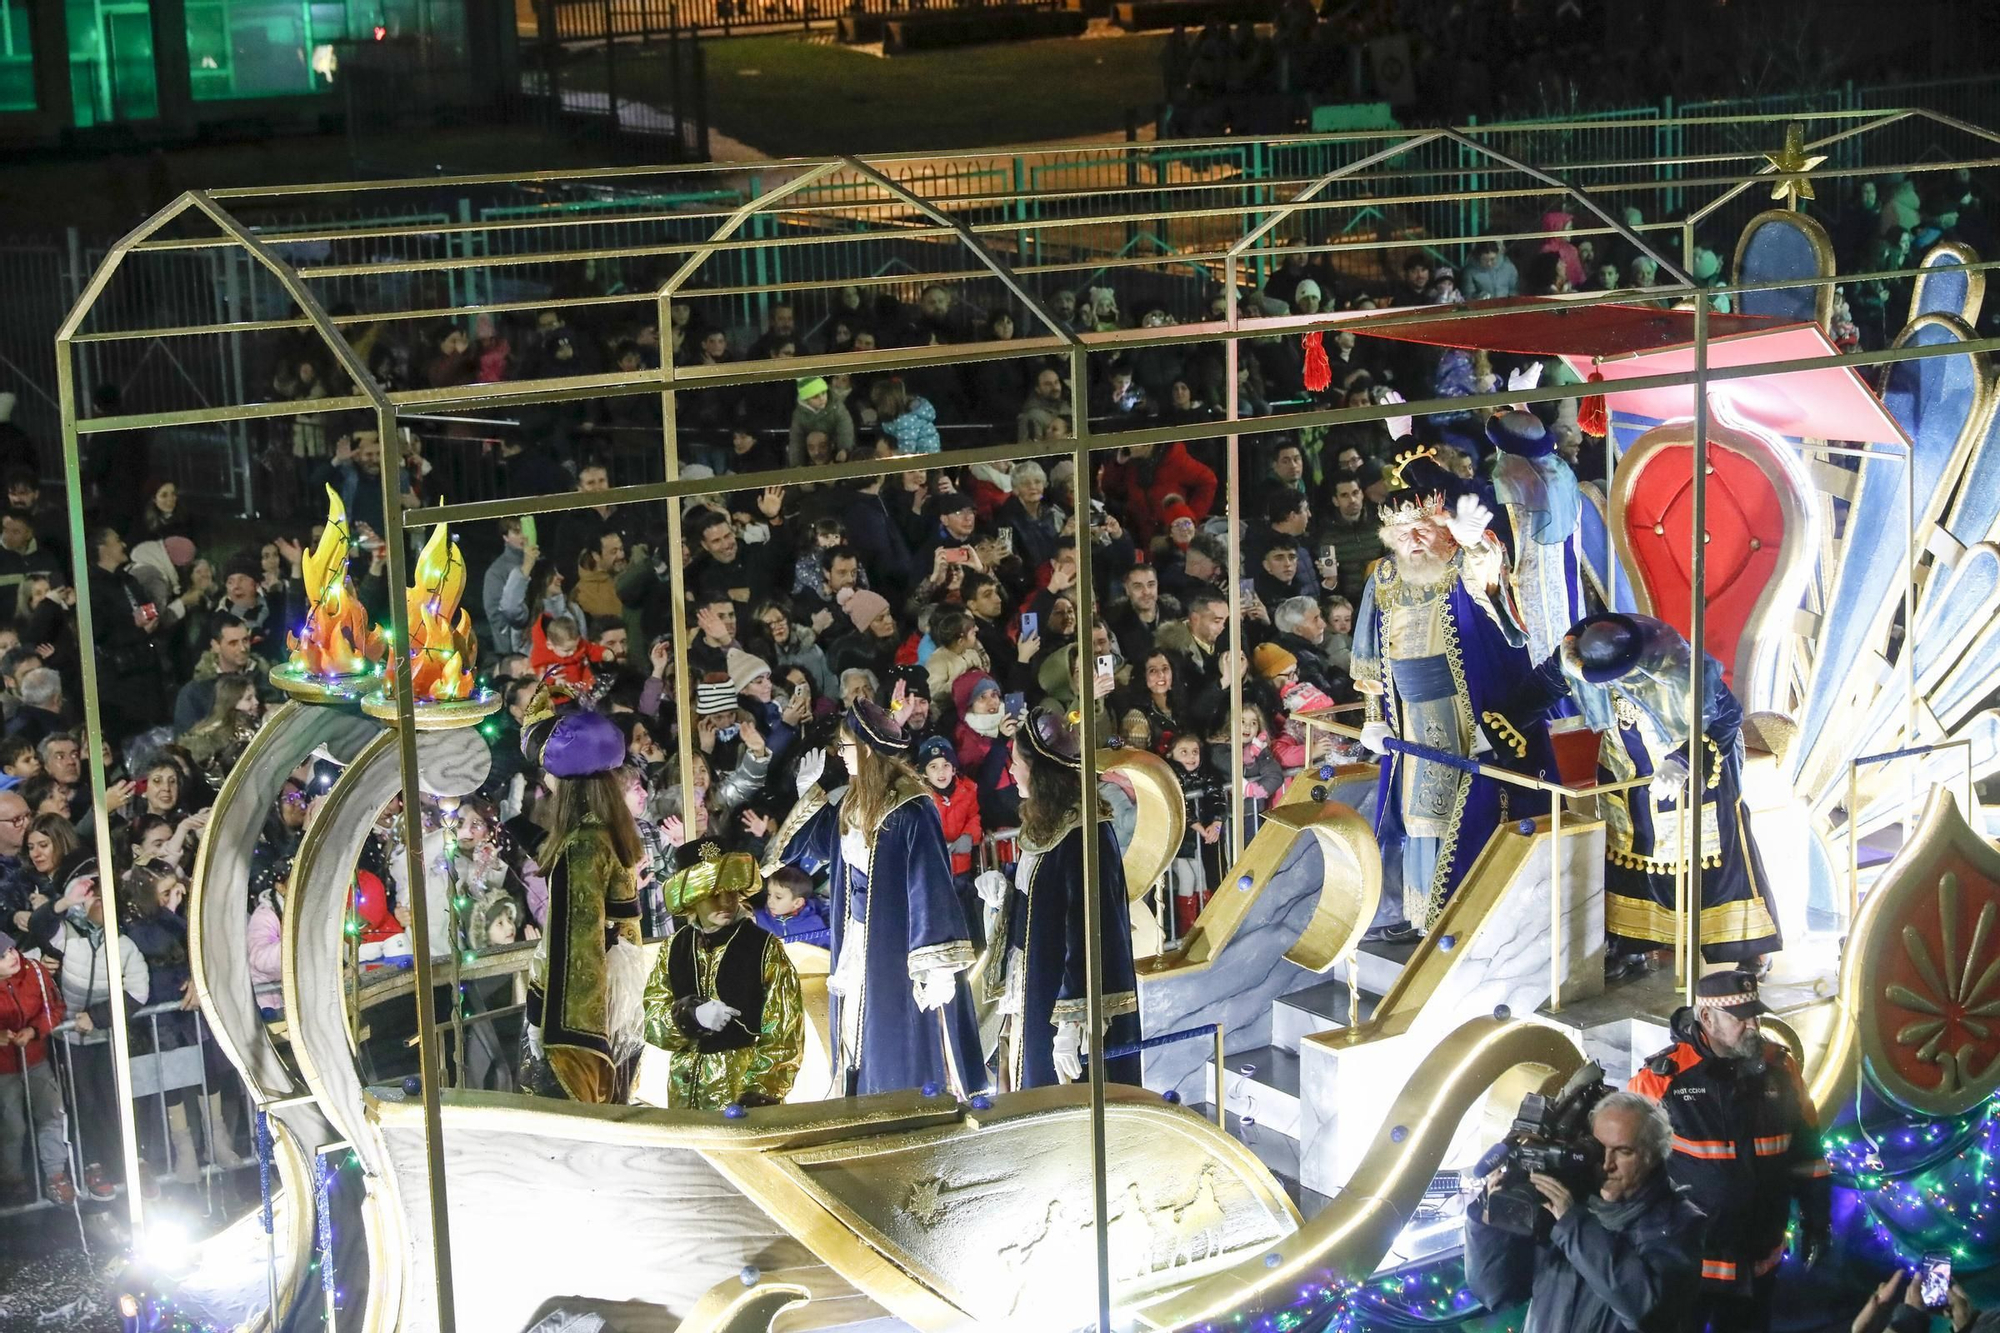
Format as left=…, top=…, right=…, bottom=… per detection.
left=1106, top=737, right=1124, bottom=749
left=921, top=1081, right=942, bottom=1098
left=1317, top=765, right=1334, bottom=780
left=1162, top=1090, right=1182, bottom=1105
left=739, top=1265, right=761, bottom=1286
left=1493, top=1004, right=1512, bottom=1020
left=723, top=1102, right=747, bottom=1119
left=1237, top=874, right=1254, bottom=891
left=401, top=1075, right=421, bottom=1097
left=969, top=1093, right=993, bottom=1111
left=1390, top=1125, right=1408, bottom=1143
left=1264, top=1252, right=1284, bottom=1269
left=1516, top=819, right=1537, bottom=835
left=1438, top=934, right=1457, bottom=952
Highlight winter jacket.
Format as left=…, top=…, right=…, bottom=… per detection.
left=572, top=566, right=624, bottom=620
left=1097, top=442, right=1218, bottom=545
left=1628, top=1025, right=1831, bottom=1297
left=880, top=396, right=941, bottom=455
left=247, top=896, right=284, bottom=1012
left=788, top=400, right=857, bottom=466
left=925, top=641, right=992, bottom=715
left=46, top=914, right=147, bottom=1046
left=529, top=615, right=610, bottom=688
left=1464, top=1170, right=1705, bottom=1333
left=481, top=544, right=527, bottom=654
left=927, top=775, right=982, bottom=876
left=499, top=567, right=585, bottom=650
left=0, top=962, right=63, bottom=1074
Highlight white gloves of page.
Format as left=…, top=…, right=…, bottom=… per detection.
left=975, top=870, right=1011, bottom=909
left=1052, top=1020, right=1086, bottom=1083
left=795, top=747, right=826, bottom=798
left=695, top=999, right=741, bottom=1033
left=1360, top=721, right=1393, bottom=755
left=1650, top=752, right=1691, bottom=804
left=913, top=968, right=959, bottom=1013
left=1445, top=494, right=1494, bottom=549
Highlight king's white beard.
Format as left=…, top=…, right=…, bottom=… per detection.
left=1394, top=547, right=1455, bottom=584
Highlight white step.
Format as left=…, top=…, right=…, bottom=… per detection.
left=1204, top=1044, right=1301, bottom=1139
left=1329, top=936, right=1418, bottom=999
left=1271, top=977, right=1379, bottom=1053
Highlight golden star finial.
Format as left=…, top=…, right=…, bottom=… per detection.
left=1764, top=122, right=1828, bottom=211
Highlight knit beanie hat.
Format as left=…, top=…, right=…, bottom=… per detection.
left=725, top=649, right=771, bottom=697
left=1251, top=643, right=1298, bottom=679
left=846, top=589, right=891, bottom=634
left=695, top=672, right=738, bottom=716
left=797, top=377, right=829, bottom=403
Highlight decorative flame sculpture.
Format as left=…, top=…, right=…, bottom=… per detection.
left=361, top=520, right=499, bottom=728
left=405, top=522, right=476, bottom=702
left=272, top=486, right=387, bottom=701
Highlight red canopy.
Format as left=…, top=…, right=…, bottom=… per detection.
left=1330, top=299, right=1908, bottom=447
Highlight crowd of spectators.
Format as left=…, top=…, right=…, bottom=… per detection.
left=1162, top=0, right=1958, bottom=138
left=0, top=163, right=1972, bottom=1213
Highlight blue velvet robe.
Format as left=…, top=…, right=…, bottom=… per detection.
left=769, top=783, right=990, bottom=1097
left=1002, top=817, right=1142, bottom=1090
left=1353, top=550, right=1555, bottom=928
left=1507, top=644, right=1781, bottom=963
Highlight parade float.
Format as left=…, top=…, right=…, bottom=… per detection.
left=50, top=114, right=2000, bottom=1331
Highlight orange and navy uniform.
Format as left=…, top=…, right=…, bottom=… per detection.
left=1628, top=1034, right=1832, bottom=1295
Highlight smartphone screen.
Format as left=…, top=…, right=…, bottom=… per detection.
left=1238, top=579, right=1256, bottom=601
left=521, top=515, right=538, bottom=548
left=1003, top=691, right=1026, bottom=717
left=1920, top=1255, right=1952, bottom=1310
left=1020, top=612, right=1038, bottom=640
left=1095, top=654, right=1116, bottom=679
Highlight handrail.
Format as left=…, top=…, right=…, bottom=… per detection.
left=1295, top=705, right=1648, bottom=1013
left=1081, top=1022, right=1225, bottom=1128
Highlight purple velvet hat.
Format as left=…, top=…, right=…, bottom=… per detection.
left=521, top=681, right=626, bottom=777
left=845, top=698, right=911, bottom=756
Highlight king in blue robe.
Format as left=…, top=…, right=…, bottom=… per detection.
left=987, top=706, right=1141, bottom=1090
left=1500, top=612, right=1782, bottom=966
left=766, top=700, right=990, bottom=1099
left=1352, top=449, right=1556, bottom=934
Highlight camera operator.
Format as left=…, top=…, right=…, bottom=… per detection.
left=1464, top=1089, right=1705, bottom=1333
left=1629, top=969, right=1832, bottom=1333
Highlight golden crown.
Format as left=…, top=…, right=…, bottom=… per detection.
left=1381, top=444, right=1438, bottom=491
left=1377, top=445, right=1450, bottom=530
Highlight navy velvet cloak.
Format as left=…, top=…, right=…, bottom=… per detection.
left=771, top=784, right=990, bottom=1097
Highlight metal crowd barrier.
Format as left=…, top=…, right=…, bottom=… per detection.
left=0, top=992, right=253, bottom=1217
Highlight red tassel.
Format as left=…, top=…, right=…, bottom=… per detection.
left=1302, top=330, right=1332, bottom=393
left=1578, top=369, right=1609, bottom=437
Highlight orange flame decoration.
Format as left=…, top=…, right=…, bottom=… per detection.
left=405, top=522, right=477, bottom=702
left=287, top=485, right=387, bottom=677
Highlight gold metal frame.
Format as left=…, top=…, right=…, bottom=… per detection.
left=57, top=108, right=1999, bottom=1329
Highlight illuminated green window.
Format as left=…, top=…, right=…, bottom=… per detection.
left=67, top=0, right=159, bottom=125
left=0, top=0, right=33, bottom=111
left=188, top=0, right=358, bottom=101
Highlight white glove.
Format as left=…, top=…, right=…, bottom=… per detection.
left=975, top=870, right=1011, bottom=909
left=695, top=999, right=741, bottom=1033
left=1445, top=494, right=1494, bottom=549
left=795, top=747, right=826, bottom=798
left=1052, top=1020, right=1085, bottom=1082
left=1360, top=720, right=1393, bottom=755
left=912, top=967, right=959, bottom=1013
left=1650, top=752, right=1691, bottom=803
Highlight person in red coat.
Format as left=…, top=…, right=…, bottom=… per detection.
left=1096, top=441, right=1218, bottom=545
left=917, top=735, right=986, bottom=948
left=0, top=934, right=68, bottom=1203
